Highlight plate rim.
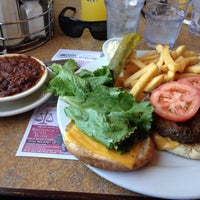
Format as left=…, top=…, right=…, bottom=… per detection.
left=0, top=87, right=52, bottom=117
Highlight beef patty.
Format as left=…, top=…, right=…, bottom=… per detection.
left=152, top=111, right=200, bottom=144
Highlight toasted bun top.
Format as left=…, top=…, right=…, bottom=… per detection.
left=63, top=121, right=155, bottom=171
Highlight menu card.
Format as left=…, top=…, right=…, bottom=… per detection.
left=16, top=49, right=104, bottom=159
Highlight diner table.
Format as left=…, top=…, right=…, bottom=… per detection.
left=0, top=1, right=199, bottom=200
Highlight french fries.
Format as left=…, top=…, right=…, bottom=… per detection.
left=129, top=63, right=159, bottom=98
left=122, top=44, right=200, bottom=101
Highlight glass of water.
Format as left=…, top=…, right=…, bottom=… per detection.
left=144, top=0, right=192, bottom=48
left=189, top=0, right=200, bottom=36
left=104, top=0, right=145, bottom=39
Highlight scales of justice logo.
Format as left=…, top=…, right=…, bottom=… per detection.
left=34, top=110, right=54, bottom=125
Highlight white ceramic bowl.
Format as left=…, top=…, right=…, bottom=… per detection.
left=0, top=54, right=48, bottom=102
left=102, top=37, right=122, bottom=61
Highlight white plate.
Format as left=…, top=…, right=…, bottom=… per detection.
left=57, top=53, right=200, bottom=200
left=0, top=86, right=52, bottom=117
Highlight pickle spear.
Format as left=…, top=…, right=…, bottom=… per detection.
left=109, top=33, right=141, bottom=80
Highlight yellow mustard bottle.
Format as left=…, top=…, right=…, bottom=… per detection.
left=81, top=0, right=106, bottom=21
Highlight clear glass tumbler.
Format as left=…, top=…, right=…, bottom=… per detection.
left=144, top=0, right=192, bottom=48
left=189, top=0, right=200, bottom=36
left=104, top=0, right=145, bottom=39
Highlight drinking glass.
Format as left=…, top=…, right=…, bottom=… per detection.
left=104, top=0, right=145, bottom=39
left=189, top=0, right=200, bottom=36
left=144, top=0, right=192, bottom=48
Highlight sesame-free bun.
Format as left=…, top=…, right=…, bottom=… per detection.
left=64, top=121, right=155, bottom=171
left=167, top=143, right=200, bottom=160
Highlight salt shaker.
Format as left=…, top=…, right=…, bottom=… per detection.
left=0, top=0, right=23, bottom=46
left=20, top=0, right=46, bottom=39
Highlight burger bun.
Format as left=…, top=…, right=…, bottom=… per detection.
left=64, top=121, right=155, bottom=171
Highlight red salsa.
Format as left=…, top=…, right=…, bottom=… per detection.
left=0, top=54, right=45, bottom=97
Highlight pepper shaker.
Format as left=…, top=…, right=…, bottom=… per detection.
left=20, top=0, right=46, bottom=39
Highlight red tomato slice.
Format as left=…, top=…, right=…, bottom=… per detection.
left=178, top=76, right=200, bottom=95
left=150, top=81, right=200, bottom=122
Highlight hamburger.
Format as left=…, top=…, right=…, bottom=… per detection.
left=46, top=58, right=155, bottom=171
left=149, top=77, right=200, bottom=159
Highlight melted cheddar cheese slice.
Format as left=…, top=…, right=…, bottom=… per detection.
left=64, top=124, right=143, bottom=169
left=153, top=132, right=180, bottom=150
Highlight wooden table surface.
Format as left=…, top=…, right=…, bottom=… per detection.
left=0, top=1, right=199, bottom=199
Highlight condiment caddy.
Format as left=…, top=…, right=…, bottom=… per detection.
left=0, top=0, right=54, bottom=54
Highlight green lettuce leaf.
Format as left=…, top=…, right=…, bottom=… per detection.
left=63, top=86, right=153, bottom=153
left=46, top=59, right=153, bottom=153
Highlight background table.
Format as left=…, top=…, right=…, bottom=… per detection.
left=0, top=0, right=199, bottom=199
